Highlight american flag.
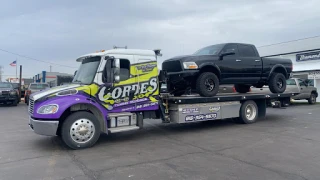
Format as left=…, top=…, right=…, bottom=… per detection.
left=10, top=60, right=16, bottom=67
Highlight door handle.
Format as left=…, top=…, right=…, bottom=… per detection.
left=255, top=60, right=261, bottom=62
left=236, top=59, right=241, bottom=62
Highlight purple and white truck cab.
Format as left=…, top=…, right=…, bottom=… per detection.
left=28, top=48, right=162, bottom=149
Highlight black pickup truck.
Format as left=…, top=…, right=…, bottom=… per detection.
left=161, top=43, right=293, bottom=97
left=0, top=82, right=20, bottom=106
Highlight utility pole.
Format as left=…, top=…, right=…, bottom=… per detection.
left=19, top=65, right=22, bottom=98
left=0, top=66, right=3, bottom=82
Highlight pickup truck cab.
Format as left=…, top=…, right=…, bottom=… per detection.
left=162, top=43, right=293, bottom=97
left=25, top=83, right=50, bottom=105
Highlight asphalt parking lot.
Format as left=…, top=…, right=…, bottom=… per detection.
left=1, top=102, right=320, bottom=180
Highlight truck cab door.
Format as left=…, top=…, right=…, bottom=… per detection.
left=297, top=79, right=309, bottom=99
left=237, top=44, right=262, bottom=83
left=98, top=55, right=134, bottom=111
left=219, top=43, right=241, bottom=84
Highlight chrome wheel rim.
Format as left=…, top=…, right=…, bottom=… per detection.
left=245, top=104, right=257, bottom=121
left=70, top=118, right=95, bottom=144
left=205, top=79, right=215, bottom=92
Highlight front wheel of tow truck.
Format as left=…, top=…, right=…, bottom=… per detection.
left=236, top=100, right=258, bottom=124
left=196, top=72, right=219, bottom=97
left=61, top=111, right=101, bottom=150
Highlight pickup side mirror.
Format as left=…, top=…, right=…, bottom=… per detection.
left=74, top=70, right=77, bottom=76
left=219, top=51, right=235, bottom=60
left=113, top=59, right=120, bottom=83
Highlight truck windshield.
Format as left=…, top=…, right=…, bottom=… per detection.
left=73, top=56, right=101, bottom=84
left=30, top=84, right=49, bottom=90
left=193, top=44, right=225, bottom=55
left=0, top=83, right=13, bottom=88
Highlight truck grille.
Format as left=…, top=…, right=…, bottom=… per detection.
left=28, top=98, right=34, bottom=114
left=0, top=91, right=9, bottom=95
left=162, top=60, right=182, bottom=72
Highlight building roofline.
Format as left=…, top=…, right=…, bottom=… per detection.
left=261, top=48, right=320, bottom=58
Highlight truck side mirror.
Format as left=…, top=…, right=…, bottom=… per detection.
left=113, top=59, right=120, bottom=83
left=219, top=51, right=235, bottom=60
left=74, top=70, right=77, bottom=76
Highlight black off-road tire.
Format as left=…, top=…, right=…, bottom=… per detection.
left=234, top=84, right=251, bottom=93
left=61, top=111, right=101, bottom=150
left=173, top=90, right=185, bottom=96
left=308, top=93, right=317, bottom=104
left=268, top=73, right=286, bottom=93
left=196, top=72, right=219, bottom=97
left=236, top=100, right=258, bottom=124
left=12, top=99, right=18, bottom=106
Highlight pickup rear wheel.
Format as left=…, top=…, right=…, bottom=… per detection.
left=196, top=72, right=219, bottom=97
left=234, top=84, right=251, bottom=93
left=61, top=111, right=101, bottom=150
left=268, top=73, right=286, bottom=93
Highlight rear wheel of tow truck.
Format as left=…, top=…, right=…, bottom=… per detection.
left=234, top=84, right=251, bottom=93
left=61, top=111, right=101, bottom=150
left=196, top=72, right=219, bottom=97
left=237, top=100, right=258, bottom=124
left=268, top=73, right=286, bottom=93
left=308, top=93, right=317, bottom=104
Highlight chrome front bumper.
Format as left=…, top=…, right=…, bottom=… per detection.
left=29, top=117, right=59, bottom=136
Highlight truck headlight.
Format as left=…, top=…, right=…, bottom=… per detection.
left=183, top=62, right=198, bottom=69
left=10, top=91, right=17, bottom=95
left=56, top=89, right=78, bottom=96
left=37, top=104, right=59, bottom=114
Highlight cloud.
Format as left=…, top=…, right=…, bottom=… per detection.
left=0, top=0, right=319, bottom=80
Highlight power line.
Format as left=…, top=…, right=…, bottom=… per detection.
left=257, top=35, right=320, bottom=48
left=0, top=48, right=77, bottom=68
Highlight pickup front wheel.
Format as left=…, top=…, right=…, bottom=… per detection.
left=196, top=72, right=219, bottom=97
left=268, top=73, right=286, bottom=93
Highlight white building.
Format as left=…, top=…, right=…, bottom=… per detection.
left=257, top=36, right=320, bottom=101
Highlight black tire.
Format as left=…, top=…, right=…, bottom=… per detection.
left=196, top=72, right=219, bottom=97
left=308, top=93, right=317, bottom=104
left=268, top=73, right=286, bottom=93
left=236, top=100, right=258, bottom=124
left=173, top=90, right=185, bottom=96
left=12, top=99, right=18, bottom=106
left=61, top=111, right=101, bottom=150
left=234, top=84, right=251, bottom=93
left=281, top=98, right=290, bottom=107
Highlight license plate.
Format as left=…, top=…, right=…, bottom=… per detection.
left=117, top=116, right=130, bottom=126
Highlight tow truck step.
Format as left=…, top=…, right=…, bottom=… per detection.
left=109, top=126, right=139, bottom=133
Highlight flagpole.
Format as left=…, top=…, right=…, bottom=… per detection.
left=16, top=59, right=17, bottom=79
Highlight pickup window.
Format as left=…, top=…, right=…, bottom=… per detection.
left=221, top=44, right=238, bottom=55
left=286, top=79, right=297, bottom=85
left=238, top=45, right=257, bottom=57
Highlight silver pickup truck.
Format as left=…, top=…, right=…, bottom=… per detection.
left=250, top=78, right=318, bottom=104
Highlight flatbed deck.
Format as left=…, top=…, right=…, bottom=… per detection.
left=161, top=92, right=298, bottom=104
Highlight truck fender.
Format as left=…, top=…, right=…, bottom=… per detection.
left=268, top=64, right=288, bottom=80
left=198, top=63, right=221, bottom=79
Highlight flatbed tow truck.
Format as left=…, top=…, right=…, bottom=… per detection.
left=28, top=48, right=297, bottom=149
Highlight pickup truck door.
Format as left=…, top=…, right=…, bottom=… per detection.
left=218, top=44, right=243, bottom=83
left=294, top=79, right=309, bottom=99
left=236, top=44, right=262, bottom=83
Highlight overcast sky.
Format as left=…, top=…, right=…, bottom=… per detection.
left=1, top=0, right=320, bottom=80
